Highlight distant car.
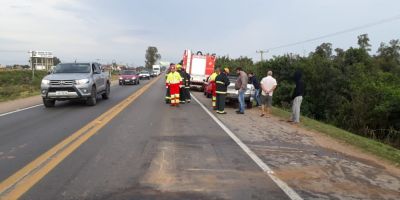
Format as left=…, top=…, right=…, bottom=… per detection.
left=226, top=76, right=255, bottom=108
left=138, top=71, right=151, bottom=80
left=119, top=70, right=139, bottom=85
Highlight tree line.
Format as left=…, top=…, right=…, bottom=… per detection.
left=216, top=34, right=400, bottom=148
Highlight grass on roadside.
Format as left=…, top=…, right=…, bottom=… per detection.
left=0, top=70, right=47, bottom=102
left=271, top=107, right=400, bottom=166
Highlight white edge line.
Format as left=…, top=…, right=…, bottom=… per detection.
left=191, top=93, right=303, bottom=200
left=0, top=104, right=43, bottom=117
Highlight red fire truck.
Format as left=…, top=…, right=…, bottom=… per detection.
left=182, top=49, right=216, bottom=91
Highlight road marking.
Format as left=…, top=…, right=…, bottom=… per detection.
left=191, top=94, right=303, bottom=200
left=0, top=76, right=161, bottom=200
left=0, top=104, right=43, bottom=117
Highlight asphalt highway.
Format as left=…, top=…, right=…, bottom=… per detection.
left=0, top=77, right=290, bottom=200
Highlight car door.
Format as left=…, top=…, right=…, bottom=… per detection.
left=95, top=63, right=105, bottom=90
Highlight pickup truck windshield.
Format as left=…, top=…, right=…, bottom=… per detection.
left=53, top=63, right=91, bottom=73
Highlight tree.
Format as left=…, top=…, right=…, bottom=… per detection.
left=53, top=57, right=61, bottom=65
left=357, top=34, right=371, bottom=52
left=145, top=46, right=161, bottom=69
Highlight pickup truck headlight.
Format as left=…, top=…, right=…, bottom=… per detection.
left=41, top=80, right=50, bottom=85
left=75, top=79, right=89, bottom=85
left=131, top=77, right=136, bottom=79
left=119, top=77, right=123, bottom=80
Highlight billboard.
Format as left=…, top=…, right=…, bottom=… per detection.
left=30, top=51, right=53, bottom=58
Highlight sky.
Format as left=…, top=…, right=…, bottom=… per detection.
left=0, top=0, right=399, bottom=66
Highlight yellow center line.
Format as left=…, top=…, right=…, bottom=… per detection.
left=0, top=76, right=162, bottom=200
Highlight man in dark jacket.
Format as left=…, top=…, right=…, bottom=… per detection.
left=182, top=66, right=191, bottom=103
left=215, top=67, right=230, bottom=114
left=289, top=70, right=305, bottom=123
left=248, top=72, right=261, bottom=107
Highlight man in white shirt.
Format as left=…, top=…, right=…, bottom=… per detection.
left=260, top=71, right=277, bottom=118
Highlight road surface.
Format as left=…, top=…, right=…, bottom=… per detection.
left=0, top=77, right=291, bottom=200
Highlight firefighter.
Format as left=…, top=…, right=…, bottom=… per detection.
left=215, top=67, right=230, bottom=114
left=165, top=64, right=173, bottom=104
left=209, top=69, right=218, bottom=109
left=176, top=64, right=186, bottom=104
left=166, top=65, right=182, bottom=107
left=183, top=66, right=191, bottom=103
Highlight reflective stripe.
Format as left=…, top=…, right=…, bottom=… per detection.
left=176, top=94, right=180, bottom=98
left=165, top=96, right=171, bottom=99
left=212, top=97, right=216, bottom=100
left=185, top=87, right=190, bottom=89
left=212, top=102, right=216, bottom=106
left=216, top=81, right=224, bottom=84
left=216, top=91, right=227, bottom=94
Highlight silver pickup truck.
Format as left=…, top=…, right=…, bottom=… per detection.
left=41, top=62, right=111, bottom=107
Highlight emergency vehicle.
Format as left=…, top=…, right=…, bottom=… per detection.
left=182, top=49, right=216, bottom=91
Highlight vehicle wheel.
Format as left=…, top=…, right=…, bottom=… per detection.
left=119, top=82, right=122, bottom=85
left=138, top=80, right=140, bottom=84
left=147, top=77, right=150, bottom=80
left=206, top=93, right=211, bottom=98
left=102, top=83, right=110, bottom=99
left=246, top=101, right=253, bottom=109
left=86, top=86, right=97, bottom=106
left=43, top=98, right=55, bottom=107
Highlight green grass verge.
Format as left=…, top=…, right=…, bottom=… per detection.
left=271, top=107, right=400, bottom=166
left=0, top=70, right=47, bottom=102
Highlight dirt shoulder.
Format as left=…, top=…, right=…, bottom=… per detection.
left=192, top=91, right=400, bottom=200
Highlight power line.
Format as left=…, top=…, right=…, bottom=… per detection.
left=266, top=14, right=400, bottom=51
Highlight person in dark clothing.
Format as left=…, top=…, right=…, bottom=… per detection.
left=215, top=67, right=230, bottom=114
left=248, top=72, right=261, bottom=107
left=289, top=70, right=305, bottom=123
left=182, top=66, right=191, bottom=103
left=177, top=65, right=187, bottom=104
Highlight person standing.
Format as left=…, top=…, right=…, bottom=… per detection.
left=260, top=71, right=277, bottom=117
left=235, top=67, right=248, bottom=114
left=166, top=65, right=182, bottom=107
left=165, top=65, right=172, bottom=104
left=176, top=64, right=186, bottom=104
left=215, top=67, right=230, bottom=114
left=289, top=70, right=305, bottom=124
left=248, top=72, right=261, bottom=107
left=209, top=70, right=218, bottom=110
left=182, top=66, right=191, bottom=103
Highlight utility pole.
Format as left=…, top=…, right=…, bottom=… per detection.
left=256, top=50, right=268, bottom=62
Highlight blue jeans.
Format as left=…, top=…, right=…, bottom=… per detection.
left=238, top=89, right=245, bottom=112
left=254, top=89, right=261, bottom=106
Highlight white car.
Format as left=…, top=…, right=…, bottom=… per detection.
left=138, top=71, right=151, bottom=80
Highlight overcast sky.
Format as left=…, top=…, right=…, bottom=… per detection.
left=0, top=0, right=399, bottom=65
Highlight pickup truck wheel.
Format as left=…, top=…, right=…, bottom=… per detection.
left=102, top=83, right=110, bottom=100
left=43, top=98, right=55, bottom=107
left=86, top=86, right=97, bottom=106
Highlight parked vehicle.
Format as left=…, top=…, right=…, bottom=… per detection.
left=226, top=76, right=255, bottom=108
left=203, top=77, right=213, bottom=98
left=182, top=49, right=216, bottom=91
left=138, top=71, right=151, bottom=80
left=119, top=70, right=139, bottom=85
left=41, top=62, right=110, bottom=107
